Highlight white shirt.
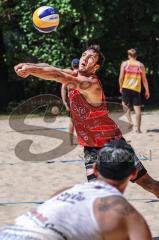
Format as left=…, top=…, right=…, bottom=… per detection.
left=0, top=180, right=122, bottom=240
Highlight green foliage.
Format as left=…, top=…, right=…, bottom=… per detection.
left=0, top=0, right=159, bottom=110
left=12, top=0, right=80, bottom=67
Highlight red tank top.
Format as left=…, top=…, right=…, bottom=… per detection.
left=69, top=88, right=122, bottom=147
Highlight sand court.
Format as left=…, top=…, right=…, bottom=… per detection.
left=0, top=112, right=159, bottom=238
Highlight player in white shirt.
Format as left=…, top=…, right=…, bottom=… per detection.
left=0, top=139, right=152, bottom=240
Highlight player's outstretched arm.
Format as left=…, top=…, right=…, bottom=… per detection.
left=14, top=63, right=88, bottom=85
left=14, top=63, right=102, bottom=103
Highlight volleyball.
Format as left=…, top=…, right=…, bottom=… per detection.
left=32, top=6, right=59, bottom=33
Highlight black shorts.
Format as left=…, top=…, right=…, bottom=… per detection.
left=84, top=143, right=147, bottom=182
left=122, top=88, right=141, bottom=106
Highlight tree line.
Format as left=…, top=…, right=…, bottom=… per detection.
left=0, top=0, right=159, bottom=112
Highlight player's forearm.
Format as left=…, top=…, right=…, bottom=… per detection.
left=141, top=65, right=149, bottom=93
left=61, top=87, right=67, bottom=104
left=119, top=78, right=123, bottom=88
left=62, top=68, right=74, bottom=75
left=61, top=94, right=67, bottom=105
left=15, top=63, right=86, bottom=89
left=119, top=63, right=125, bottom=89
left=33, top=63, right=50, bottom=67
left=142, top=79, right=149, bottom=92
left=29, top=66, right=81, bottom=89
left=119, top=70, right=124, bottom=88
left=26, top=63, right=50, bottom=67
left=28, top=66, right=68, bottom=83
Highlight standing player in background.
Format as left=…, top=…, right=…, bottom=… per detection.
left=14, top=45, right=159, bottom=198
left=119, top=49, right=150, bottom=133
left=61, top=58, right=79, bottom=145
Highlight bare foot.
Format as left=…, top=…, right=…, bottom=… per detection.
left=136, top=129, right=142, bottom=134
left=127, top=123, right=133, bottom=129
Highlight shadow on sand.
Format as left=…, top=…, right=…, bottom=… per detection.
left=147, top=129, right=159, bottom=133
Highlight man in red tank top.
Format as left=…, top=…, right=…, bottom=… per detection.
left=14, top=45, right=159, bottom=198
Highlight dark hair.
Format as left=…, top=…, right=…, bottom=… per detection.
left=96, top=139, right=136, bottom=180
left=87, top=45, right=105, bottom=70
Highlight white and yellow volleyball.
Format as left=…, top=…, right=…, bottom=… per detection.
left=32, top=6, right=59, bottom=33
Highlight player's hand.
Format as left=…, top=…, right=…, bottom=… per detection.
left=145, top=90, right=150, bottom=99
left=65, top=105, right=70, bottom=112
left=14, top=63, right=26, bottom=72
left=14, top=64, right=30, bottom=78
left=120, top=88, right=123, bottom=94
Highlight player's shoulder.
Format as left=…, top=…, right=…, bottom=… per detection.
left=95, top=195, right=136, bottom=217
left=135, top=60, right=144, bottom=67
left=136, top=61, right=146, bottom=72
left=121, top=60, right=128, bottom=67
left=94, top=195, right=138, bottom=234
